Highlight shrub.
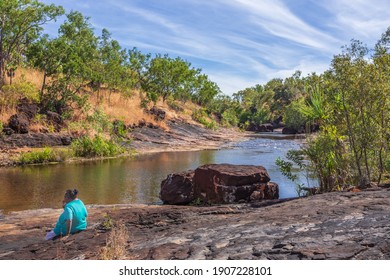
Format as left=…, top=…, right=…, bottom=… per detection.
left=99, top=223, right=129, bottom=260
left=192, top=109, right=217, bottom=130
left=0, top=82, right=39, bottom=113
left=167, top=99, right=184, bottom=112
left=221, top=108, right=239, bottom=127
left=88, top=109, right=112, bottom=134
left=385, top=158, right=390, bottom=173
left=112, top=120, right=126, bottom=138
left=17, top=147, right=70, bottom=165
left=284, top=100, right=308, bottom=131
left=71, top=135, right=125, bottom=158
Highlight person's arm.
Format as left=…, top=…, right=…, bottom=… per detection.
left=65, top=219, right=72, bottom=236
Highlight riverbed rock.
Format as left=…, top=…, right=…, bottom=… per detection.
left=160, top=171, right=195, bottom=204
left=247, top=122, right=274, bottom=132
left=0, top=133, right=73, bottom=148
left=8, top=114, right=30, bottom=134
left=161, top=164, right=277, bottom=205
left=2, top=189, right=390, bottom=260
left=250, top=182, right=279, bottom=201
left=46, top=111, right=64, bottom=132
left=16, top=98, right=39, bottom=120
left=282, top=127, right=298, bottom=134
left=193, top=164, right=270, bottom=188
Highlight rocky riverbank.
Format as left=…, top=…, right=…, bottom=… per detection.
left=1, top=188, right=390, bottom=260
left=0, top=119, right=248, bottom=166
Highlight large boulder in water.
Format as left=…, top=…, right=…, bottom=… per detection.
left=160, top=170, right=195, bottom=204
left=160, top=164, right=278, bottom=205
left=193, top=164, right=273, bottom=204
left=193, top=164, right=270, bottom=188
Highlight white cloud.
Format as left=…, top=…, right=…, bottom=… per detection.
left=224, top=0, right=340, bottom=52
left=322, top=0, right=390, bottom=44
left=39, top=0, right=390, bottom=96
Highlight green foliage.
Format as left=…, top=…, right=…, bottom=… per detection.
left=192, top=109, right=217, bottom=130
left=41, top=78, right=88, bottom=116
left=385, top=158, right=390, bottom=173
left=298, top=85, right=328, bottom=123
left=100, top=213, right=114, bottom=230
left=0, top=121, right=3, bottom=134
left=275, top=150, right=308, bottom=196
left=71, top=135, right=125, bottom=158
left=0, top=81, right=40, bottom=113
left=190, top=110, right=218, bottom=129
left=221, top=108, right=239, bottom=127
left=0, top=0, right=64, bottom=85
left=87, top=109, right=112, bottom=134
left=17, top=147, right=70, bottom=165
left=112, top=120, right=127, bottom=138
left=128, top=49, right=219, bottom=105
left=303, top=130, right=350, bottom=192
left=284, top=100, right=308, bottom=131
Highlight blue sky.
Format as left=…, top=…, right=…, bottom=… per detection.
left=40, top=0, right=390, bottom=95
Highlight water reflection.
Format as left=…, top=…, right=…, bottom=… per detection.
left=0, top=137, right=315, bottom=212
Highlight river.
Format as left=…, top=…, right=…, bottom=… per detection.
left=0, top=134, right=316, bottom=213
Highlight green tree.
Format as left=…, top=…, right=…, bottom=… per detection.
left=27, top=34, right=66, bottom=96
left=0, top=0, right=64, bottom=86
left=98, top=29, right=133, bottom=100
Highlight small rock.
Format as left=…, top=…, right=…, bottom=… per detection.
left=160, top=171, right=195, bottom=205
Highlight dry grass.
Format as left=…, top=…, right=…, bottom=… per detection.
left=0, top=108, right=15, bottom=124
left=1, top=68, right=203, bottom=133
left=12, top=68, right=44, bottom=89
left=99, top=223, right=129, bottom=260
left=88, top=90, right=170, bottom=130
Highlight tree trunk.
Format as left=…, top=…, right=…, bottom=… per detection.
left=341, top=89, right=363, bottom=183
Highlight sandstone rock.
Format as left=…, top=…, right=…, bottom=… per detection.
left=61, top=136, right=72, bottom=146
left=250, top=182, right=279, bottom=201
left=138, top=119, right=146, bottom=127
left=46, top=111, right=64, bottom=132
left=272, top=116, right=284, bottom=129
left=193, top=164, right=270, bottom=188
left=149, top=106, right=166, bottom=121
left=160, top=164, right=276, bottom=205
left=2, top=127, right=14, bottom=136
left=16, top=98, right=39, bottom=120
left=282, top=127, right=298, bottom=134
left=0, top=133, right=73, bottom=148
left=247, top=122, right=274, bottom=132
left=160, top=171, right=195, bottom=204
left=8, top=114, right=29, bottom=134
left=193, top=164, right=273, bottom=204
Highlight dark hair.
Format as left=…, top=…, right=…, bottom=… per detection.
left=64, top=189, right=79, bottom=200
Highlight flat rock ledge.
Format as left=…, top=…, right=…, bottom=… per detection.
left=1, top=189, right=390, bottom=260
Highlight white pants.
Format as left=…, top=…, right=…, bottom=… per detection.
left=45, top=230, right=57, bottom=240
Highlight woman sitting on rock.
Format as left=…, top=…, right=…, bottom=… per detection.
left=45, top=189, right=88, bottom=240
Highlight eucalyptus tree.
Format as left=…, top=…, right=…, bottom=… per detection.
left=37, top=11, right=99, bottom=114
left=98, top=29, right=134, bottom=100
left=0, top=0, right=64, bottom=86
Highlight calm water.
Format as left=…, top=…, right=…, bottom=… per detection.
left=0, top=135, right=315, bottom=212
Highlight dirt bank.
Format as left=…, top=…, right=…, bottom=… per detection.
left=1, top=188, right=390, bottom=260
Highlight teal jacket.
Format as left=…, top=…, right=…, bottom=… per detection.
left=53, top=199, right=88, bottom=236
